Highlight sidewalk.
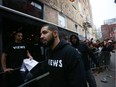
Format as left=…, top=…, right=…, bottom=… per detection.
left=94, top=70, right=116, bottom=87
left=95, top=50, right=116, bottom=87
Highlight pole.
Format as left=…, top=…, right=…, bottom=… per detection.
left=85, top=23, right=87, bottom=39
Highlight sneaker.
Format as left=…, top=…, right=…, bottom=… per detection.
left=101, top=77, right=108, bottom=83
left=106, top=75, right=112, bottom=78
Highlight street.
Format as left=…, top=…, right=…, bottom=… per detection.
left=95, top=50, right=116, bottom=87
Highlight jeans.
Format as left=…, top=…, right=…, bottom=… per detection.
left=86, top=69, right=97, bottom=87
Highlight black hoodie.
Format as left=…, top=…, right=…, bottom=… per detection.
left=46, top=40, right=87, bottom=87
left=70, top=35, right=99, bottom=71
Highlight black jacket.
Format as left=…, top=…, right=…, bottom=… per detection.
left=77, top=43, right=99, bottom=71
left=70, top=34, right=99, bottom=71
left=46, top=40, right=87, bottom=87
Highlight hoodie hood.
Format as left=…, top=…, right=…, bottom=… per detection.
left=70, top=34, right=80, bottom=47
left=53, top=40, right=69, bottom=51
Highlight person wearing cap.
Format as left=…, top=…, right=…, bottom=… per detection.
left=101, top=39, right=115, bottom=69
left=108, top=40, right=112, bottom=43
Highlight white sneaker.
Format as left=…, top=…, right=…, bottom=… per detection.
left=101, top=77, right=108, bottom=83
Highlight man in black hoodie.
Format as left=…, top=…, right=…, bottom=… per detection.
left=40, top=24, right=87, bottom=87
left=70, top=34, right=99, bottom=87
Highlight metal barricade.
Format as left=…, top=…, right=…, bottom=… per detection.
left=98, top=51, right=111, bottom=67
left=90, top=51, right=111, bottom=69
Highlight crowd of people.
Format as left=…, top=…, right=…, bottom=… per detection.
left=92, top=39, right=114, bottom=68
left=84, top=38, right=115, bottom=69
left=40, top=24, right=115, bottom=87
left=1, top=24, right=115, bottom=87
left=68, top=34, right=115, bottom=68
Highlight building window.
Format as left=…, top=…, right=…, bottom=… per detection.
left=31, top=2, right=42, bottom=10
left=3, top=0, right=43, bottom=19
left=58, top=13, right=67, bottom=28
left=75, top=24, right=78, bottom=33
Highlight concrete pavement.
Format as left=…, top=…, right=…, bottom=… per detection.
left=94, top=50, right=116, bottom=87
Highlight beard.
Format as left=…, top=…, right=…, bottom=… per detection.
left=71, top=40, right=79, bottom=48
left=43, top=34, right=54, bottom=47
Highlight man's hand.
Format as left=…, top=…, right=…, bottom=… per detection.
left=94, top=67, right=101, bottom=74
left=29, top=57, right=33, bottom=60
left=4, top=68, right=13, bottom=72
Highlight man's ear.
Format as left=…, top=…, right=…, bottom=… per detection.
left=53, top=30, right=58, bottom=38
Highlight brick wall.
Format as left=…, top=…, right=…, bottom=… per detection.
left=40, top=0, right=92, bottom=38
left=101, top=24, right=116, bottom=40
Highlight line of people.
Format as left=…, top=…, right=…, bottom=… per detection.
left=1, top=24, right=115, bottom=87
left=40, top=24, right=115, bottom=87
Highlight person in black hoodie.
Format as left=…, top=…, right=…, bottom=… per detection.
left=40, top=24, right=87, bottom=87
left=70, top=34, right=99, bottom=87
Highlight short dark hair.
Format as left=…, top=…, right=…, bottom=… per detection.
left=14, top=31, right=23, bottom=36
left=42, top=24, right=59, bottom=32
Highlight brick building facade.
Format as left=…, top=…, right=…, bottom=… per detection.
left=1, top=0, right=94, bottom=40
left=101, top=24, right=116, bottom=41
left=40, top=0, right=94, bottom=40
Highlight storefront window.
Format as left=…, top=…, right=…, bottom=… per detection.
left=3, top=0, right=43, bottom=19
